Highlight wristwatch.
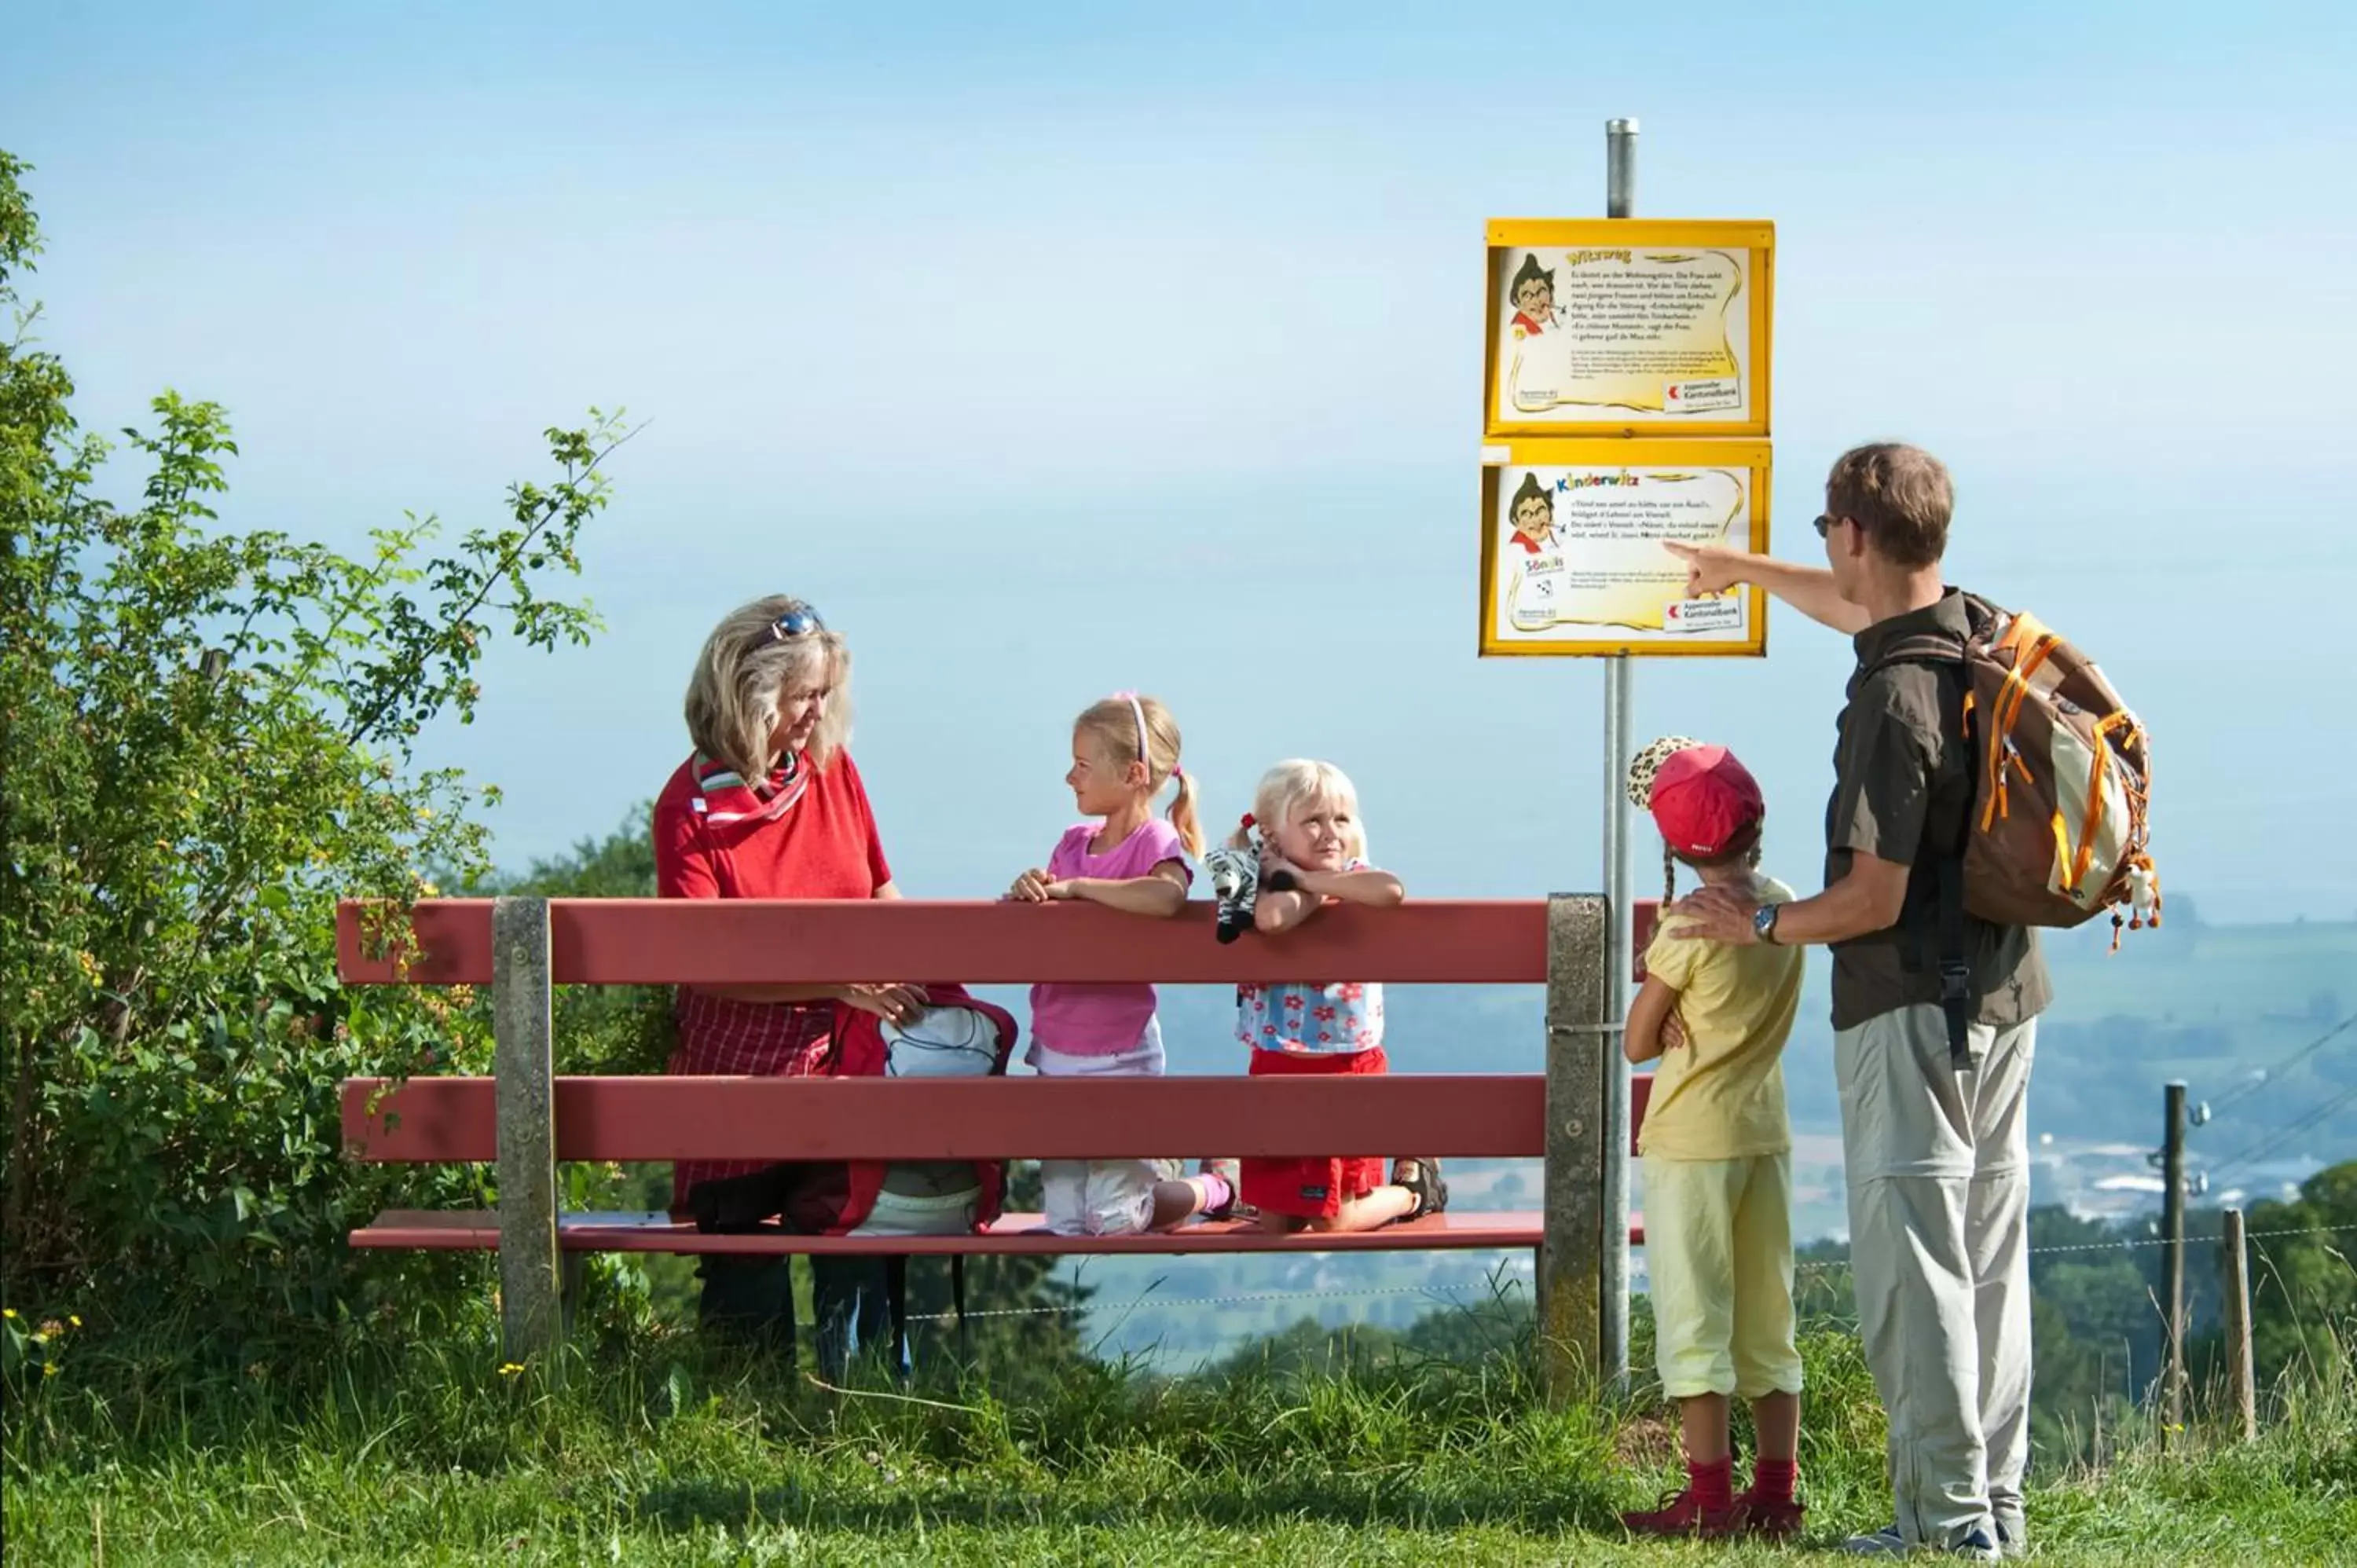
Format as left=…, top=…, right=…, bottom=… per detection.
left=1752, top=903, right=1781, bottom=945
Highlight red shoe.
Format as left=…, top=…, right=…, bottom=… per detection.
left=1619, top=1486, right=1747, bottom=1540
left=1735, top=1486, right=1805, bottom=1540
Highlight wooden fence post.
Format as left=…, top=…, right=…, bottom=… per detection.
left=2223, top=1207, right=2256, bottom=1442
left=492, top=895, right=565, bottom=1374
left=1541, top=892, right=1610, bottom=1401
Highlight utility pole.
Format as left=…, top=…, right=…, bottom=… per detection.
left=2162, top=1079, right=2187, bottom=1438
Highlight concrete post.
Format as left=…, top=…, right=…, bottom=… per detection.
left=493, top=895, right=564, bottom=1373
left=1541, top=892, right=1611, bottom=1400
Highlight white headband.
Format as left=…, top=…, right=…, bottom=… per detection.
left=1112, top=690, right=1150, bottom=771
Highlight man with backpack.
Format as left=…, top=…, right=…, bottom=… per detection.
left=1666, top=443, right=2068, bottom=1559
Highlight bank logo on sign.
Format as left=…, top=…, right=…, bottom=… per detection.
left=1666, top=596, right=1745, bottom=633
left=1663, top=376, right=1741, bottom=412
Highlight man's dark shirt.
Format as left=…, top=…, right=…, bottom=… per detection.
left=1824, top=588, right=2053, bottom=1032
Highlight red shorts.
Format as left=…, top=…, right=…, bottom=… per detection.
left=1238, top=1046, right=1391, bottom=1219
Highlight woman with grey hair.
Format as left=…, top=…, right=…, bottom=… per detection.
left=652, top=595, right=923, bottom=1375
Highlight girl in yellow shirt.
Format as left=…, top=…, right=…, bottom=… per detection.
left=1619, top=738, right=1805, bottom=1542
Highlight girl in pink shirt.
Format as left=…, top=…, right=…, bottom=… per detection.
left=1006, top=693, right=1237, bottom=1234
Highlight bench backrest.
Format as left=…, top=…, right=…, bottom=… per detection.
left=338, top=897, right=1659, bottom=986
left=339, top=1073, right=1655, bottom=1162
left=335, top=896, right=1662, bottom=1166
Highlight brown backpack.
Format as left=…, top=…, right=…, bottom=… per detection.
left=1877, top=596, right=2160, bottom=1057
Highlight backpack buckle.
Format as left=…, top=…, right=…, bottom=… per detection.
left=1937, top=962, right=1972, bottom=1005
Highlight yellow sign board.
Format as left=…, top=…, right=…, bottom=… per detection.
left=1478, top=439, right=1771, bottom=658
left=1484, top=219, right=1773, bottom=440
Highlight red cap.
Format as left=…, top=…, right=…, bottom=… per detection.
left=1648, top=745, right=1765, bottom=859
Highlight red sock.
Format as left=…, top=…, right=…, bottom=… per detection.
left=1687, top=1456, right=1733, bottom=1510
left=1753, top=1457, right=1797, bottom=1504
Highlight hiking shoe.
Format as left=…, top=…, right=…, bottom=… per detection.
left=1841, top=1526, right=1908, bottom=1556
left=1391, top=1157, right=1448, bottom=1220
left=1734, top=1487, right=1805, bottom=1541
left=1842, top=1524, right=2000, bottom=1560
left=1620, top=1487, right=1747, bottom=1540
left=1993, top=1514, right=2025, bottom=1559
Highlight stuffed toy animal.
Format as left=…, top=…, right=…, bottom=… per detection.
left=1205, top=841, right=1260, bottom=944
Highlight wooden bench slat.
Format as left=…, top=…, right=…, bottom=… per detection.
left=343, top=1073, right=1653, bottom=1162
left=349, top=1207, right=1646, bottom=1255
left=338, top=898, right=1561, bottom=987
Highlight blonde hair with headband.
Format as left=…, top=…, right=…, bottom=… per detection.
left=1072, top=691, right=1203, bottom=858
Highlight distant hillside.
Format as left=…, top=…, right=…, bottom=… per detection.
left=1030, top=897, right=2355, bottom=1149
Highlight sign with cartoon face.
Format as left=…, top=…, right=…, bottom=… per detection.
left=1478, top=440, right=1770, bottom=657
left=1485, top=220, right=1773, bottom=439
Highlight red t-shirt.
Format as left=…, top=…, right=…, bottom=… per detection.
left=653, top=750, right=892, bottom=901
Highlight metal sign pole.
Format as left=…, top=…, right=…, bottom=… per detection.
left=1598, top=115, right=1639, bottom=1388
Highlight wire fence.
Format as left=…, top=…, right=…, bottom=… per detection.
left=904, top=1222, right=2357, bottom=1325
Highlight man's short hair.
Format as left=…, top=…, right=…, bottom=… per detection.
left=1825, top=442, right=1952, bottom=569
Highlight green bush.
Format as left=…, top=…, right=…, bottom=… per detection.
left=0, top=148, right=629, bottom=1352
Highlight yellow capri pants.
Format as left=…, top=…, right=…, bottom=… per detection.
left=1643, top=1151, right=1804, bottom=1400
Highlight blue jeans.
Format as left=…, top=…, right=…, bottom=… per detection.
left=695, top=1254, right=907, bottom=1381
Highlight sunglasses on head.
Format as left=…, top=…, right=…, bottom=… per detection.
left=769, top=606, right=824, bottom=640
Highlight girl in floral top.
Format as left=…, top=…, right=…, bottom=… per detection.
left=1233, top=760, right=1448, bottom=1232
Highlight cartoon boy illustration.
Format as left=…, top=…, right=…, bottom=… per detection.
left=1508, top=254, right=1556, bottom=337
left=1508, top=472, right=1558, bottom=555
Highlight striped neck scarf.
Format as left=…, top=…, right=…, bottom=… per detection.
left=688, top=750, right=808, bottom=826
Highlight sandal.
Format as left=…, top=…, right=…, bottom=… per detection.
left=1391, top=1157, right=1449, bottom=1221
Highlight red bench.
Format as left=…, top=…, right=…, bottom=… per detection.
left=337, top=895, right=1657, bottom=1391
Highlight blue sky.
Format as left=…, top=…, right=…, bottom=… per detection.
left=8, top=1, right=2355, bottom=921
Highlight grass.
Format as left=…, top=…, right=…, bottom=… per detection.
left=4, top=1313, right=2353, bottom=1566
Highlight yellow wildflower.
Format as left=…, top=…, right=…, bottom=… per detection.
left=498, top=1361, right=526, bottom=1378
left=42, top=1363, right=57, bottom=1378
left=68, top=1315, right=82, bottom=1329
left=2, top=1307, right=16, bottom=1320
